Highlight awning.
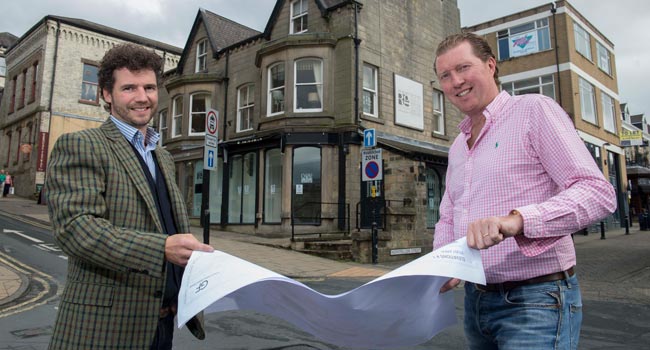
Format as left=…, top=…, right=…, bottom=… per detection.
left=372, top=130, right=449, bottom=163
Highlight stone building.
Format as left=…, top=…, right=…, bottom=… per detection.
left=158, top=0, right=463, bottom=262
left=0, top=15, right=181, bottom=199
left=465, top=0, right=627, bottom=229
left=0, top=32, right=19, bottom=105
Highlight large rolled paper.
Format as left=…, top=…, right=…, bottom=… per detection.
left=177, top=238, right=485, bottom=348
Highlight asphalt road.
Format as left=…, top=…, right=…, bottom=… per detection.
left=1, top=213, right=649, bottom=349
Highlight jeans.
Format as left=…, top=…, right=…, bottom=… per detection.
left=464, top=273, right=582, bottom=350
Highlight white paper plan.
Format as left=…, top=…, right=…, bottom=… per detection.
left=177, top=237, right=485, bottom=349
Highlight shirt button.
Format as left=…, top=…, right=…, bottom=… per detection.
left=463, top=209, right=468, bottom=214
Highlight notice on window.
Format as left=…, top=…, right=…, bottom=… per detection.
left=295, top=184, right=303, bottom=194
left=177, top=238, right=485, bottom=348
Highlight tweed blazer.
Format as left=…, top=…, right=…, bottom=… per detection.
left=46, top=120, right=204, bottom=349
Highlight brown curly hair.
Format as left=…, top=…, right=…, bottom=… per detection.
left=98, top=43, right=163, bottom=112
left=434, top=32, right=500, bottom=86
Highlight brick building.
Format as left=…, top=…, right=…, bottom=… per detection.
left=0, top=16, right=181, bottom=199
left=158, top=0, right=463, bottom=262
left=465, top=0, right=627, bottom=229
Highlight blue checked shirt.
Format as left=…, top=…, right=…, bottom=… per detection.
left=110, top=116, right=160, bottom=181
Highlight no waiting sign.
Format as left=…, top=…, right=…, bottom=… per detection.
left=362, top=148, right=383, bottom=181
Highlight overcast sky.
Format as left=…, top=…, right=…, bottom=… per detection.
left=3, top=0, right=648, bottom=117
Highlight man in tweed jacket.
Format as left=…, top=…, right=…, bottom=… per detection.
left=46, top=44, right=214, bottom=349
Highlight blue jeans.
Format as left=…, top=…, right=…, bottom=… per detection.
left=464, top=273, right=582, bottom=350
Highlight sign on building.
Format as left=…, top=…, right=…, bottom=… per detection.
left=620, top=129, right=643, bottom=147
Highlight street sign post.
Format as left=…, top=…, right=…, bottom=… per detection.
left=202, top=109, right=219, bottom=244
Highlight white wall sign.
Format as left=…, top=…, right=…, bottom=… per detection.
left=394, top=74, right=424, bottom=130
left=510, top=31, right=539, bottom=58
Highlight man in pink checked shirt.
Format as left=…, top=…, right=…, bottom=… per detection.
left=433, top=33, right=616, bottom=350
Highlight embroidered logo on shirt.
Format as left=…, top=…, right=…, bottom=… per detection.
left=495, top=142, right=499, bottom=148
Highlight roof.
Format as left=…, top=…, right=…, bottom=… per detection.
left=202, top=9, right=260, bottom=51
left=0, top=32, right=18, bottom=49
left=261, top=0, right=360, bottom=42
left=7, top=15, right=182, bottom=55
left=175, top=8, right=261, bottom=74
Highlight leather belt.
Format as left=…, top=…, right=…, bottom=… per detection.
left=475, top=267, right=575, bottom=292
left=159, top=305, right=177, bottom=319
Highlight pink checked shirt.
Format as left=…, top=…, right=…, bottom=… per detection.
left=434, top=91, right=616, bottom=283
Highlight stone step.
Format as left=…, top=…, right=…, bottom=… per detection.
left=298, top=249, right=354, bottom=261
left=303, top=240, right=352, bottom=251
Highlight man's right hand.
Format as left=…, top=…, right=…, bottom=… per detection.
left=165, top=233, right=214, bottom=266
left=440, top=278, right=461, bottom=293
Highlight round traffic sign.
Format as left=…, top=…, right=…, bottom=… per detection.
left=365, top=161, right=380, bottom=179
left=207, top=111, right=218, bottom=135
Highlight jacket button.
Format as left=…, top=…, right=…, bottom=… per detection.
left=154, top=291, right=163, bottom=298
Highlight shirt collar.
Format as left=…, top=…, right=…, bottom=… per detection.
left=109, top=115, right=160, bottom=148
left=458, top=91, right=511, bottom=134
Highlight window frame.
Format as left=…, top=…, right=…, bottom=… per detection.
left=9, top=76, right=16, bottom=113
left=80, top=63, right=100, bottom=103
left=601, top=92, right=616, bottom=133
left=290, top=0, right=308, bottom=34
left=0, top=56, right=6, bottom=77
left=362, top=63, right=378, bottom=117
left=293, top=58, right=323, bottom=113
left=195, top=39, right=208, bottom=73
left=263, top=148, right=283, bottom=224
left=189, top=92, right=210, bottom=136
left=596, top=42, right=611, bottom=75
left=237, top=84, right=255, bottom=132
left=501, top=74, right=555, bottom=99
left=158, top=109, right=168, bottom=145
left=574, top=23, right=592, bottom=61
left=579, top=77, right=597, bottom=125
left=432, top=89, right=445, bottom=135
left=30, top=61, right=38, bottom=103
left=172, top=95, right=183, bottom=138
left=267, top=63, right=285, bottom=116
left=19, top=69, right=27, bottom=108
left=497, top=18, right=551, bottom=61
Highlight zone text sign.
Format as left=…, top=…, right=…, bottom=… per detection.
left=362, top=148, right=383, bottom=182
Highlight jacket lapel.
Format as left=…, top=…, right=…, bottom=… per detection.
left=100, top=120, right=165, bottom=234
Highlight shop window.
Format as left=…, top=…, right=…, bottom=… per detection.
left=292, top=146, right=321, bottom=224
left=228, top=152, right=257, bottom=224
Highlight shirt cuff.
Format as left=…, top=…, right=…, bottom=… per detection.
left=512, top=205, right=562, bottom=257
